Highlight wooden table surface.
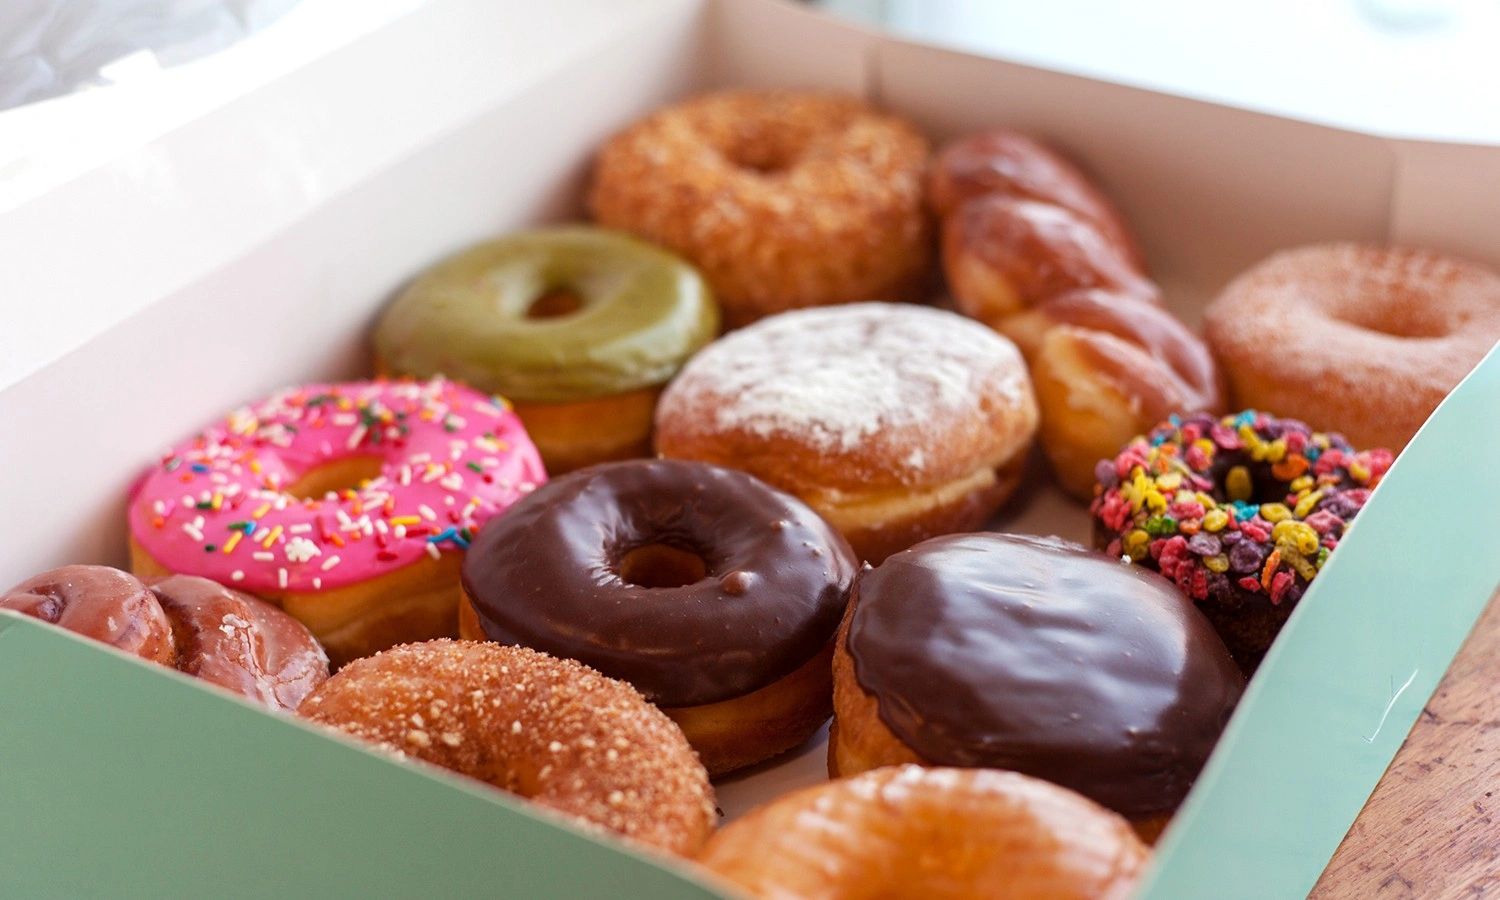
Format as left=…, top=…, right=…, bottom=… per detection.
left=1312, top=587, right=1500, bottom=897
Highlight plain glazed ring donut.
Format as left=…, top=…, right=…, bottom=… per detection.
left=1091, top=410, right=1391, bottom=671
left=298, top=639, right=716, bottom=857
left=1, top=566, right=329, bottom=711
left=590, top=90, right=931, bottom=328
left=830, top=534, right=1243, bottom=838
left=655, top=303, right=1038, bottom=564
left=127, top=377, right=544, bottom=666
left=375, top=227, right=718, bottom=473
left=697, top=766, right=1149, bottom=900
left=460, top=459, right=857, bottom=776
left=1205, top=243, right=1500, bottom=451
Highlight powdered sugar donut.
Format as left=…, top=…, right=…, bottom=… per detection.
left=1206, top=243, right=1500, bottom=450
left=655, top=303, right=1038, bottom=563
left=128, top=377, right=545, bottom=665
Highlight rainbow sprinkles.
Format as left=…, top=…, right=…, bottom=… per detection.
left=1091, top=410, right=1391, bottom=612
left=128, top=377, right=544, bottom=593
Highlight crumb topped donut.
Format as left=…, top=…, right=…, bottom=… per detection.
left=298, top=640, right=715, bottom=856
left=590, top=90, right=931, bottom=327
left=1206, top=243, right=1500, bottom=450
left=655, top=303, right=1038, bottom=563
left=698, top=766, right=1149, bottom=900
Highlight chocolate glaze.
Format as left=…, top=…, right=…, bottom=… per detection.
left=1, top=565, right=175, bottom=665
left=846, top=533, right=1243, bottom=818
left=463, top=459, right=857, bottom=707
left=148, top=575, right=329, bottom=712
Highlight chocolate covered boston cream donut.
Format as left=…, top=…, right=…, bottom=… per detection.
left=830, top=533, right=1243, bottom=838
left=461, top=459, right=858, bottom=775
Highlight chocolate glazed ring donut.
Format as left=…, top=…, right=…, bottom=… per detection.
left=461, top=459, right=858, bottom=775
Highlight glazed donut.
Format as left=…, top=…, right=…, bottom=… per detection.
left=1205, top=243, right=1500, bottom=451
left=1091, top=410, right=1391, bottom=671
left=459, top=459, right=857, bottom=776
left=590, top=90, right=931, bottom=328
left=830, top=534, right=1243, bottom=838
left=148, top=573, right=330, bottom=710
left=931, top=130, right=1224, bottom=499
left=1, top=565, right=328, bottom=711
left=655, top=303, right=1038, bottom=564
left=298, top=639, right=715, bottom=857
left=1, top=565, right=174, bottom=665
left=128, top=377, right=544, bottom=666
left=375, top=227, right=718, bottom=473
left=698, top=766, right=1149, bottom=900
left=1013, top=289, right=1225, bottom=498
left=941, top=195, right=1156, bottom=325
left=929, top=128, right=1144, bottom=268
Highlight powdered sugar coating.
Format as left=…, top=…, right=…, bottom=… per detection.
left=657, top=303, right=1036, bottom=490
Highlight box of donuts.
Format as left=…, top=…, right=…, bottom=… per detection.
left=2, top=0, right=1496, bottom=896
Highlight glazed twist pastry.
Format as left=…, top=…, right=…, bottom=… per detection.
left=1, top=565, right=328, bottom=711
left=932, top=130, right=1224, bottom=498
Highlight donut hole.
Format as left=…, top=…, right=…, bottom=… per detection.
left=618, top=543, right=709, bottom=588
left=1337, top=304, right=1450, bottom=339
left=284, top=456, right=386, bottom=501
left=526, top=287, right=585, bottom=320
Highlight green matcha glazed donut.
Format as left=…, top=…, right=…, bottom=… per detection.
left=376, top=227, right=719, bottom=472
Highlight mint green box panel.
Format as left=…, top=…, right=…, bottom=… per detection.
left=1141, top=346, right=1500, bottom=898
left=0, top=616, right=723, bottom=899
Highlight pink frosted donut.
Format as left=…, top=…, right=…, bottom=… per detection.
left=128, top=377, right=545, bottom=665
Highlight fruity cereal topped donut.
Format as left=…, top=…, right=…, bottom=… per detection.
left=1091, top=410, right=1391, bottom=671
left=128, top=377, right=544, bottom=665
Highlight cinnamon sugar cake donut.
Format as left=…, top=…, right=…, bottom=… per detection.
left=655, top=303, right=1038, bottom=563
left=590, top=90, right=931, bottom=327
left=1206, top=243, right=1500, bottom=450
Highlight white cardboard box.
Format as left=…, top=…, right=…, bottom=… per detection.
left=2, top=1, right=1497, bottom=895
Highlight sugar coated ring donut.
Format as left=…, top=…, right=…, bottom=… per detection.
left=298, top=640, right=715, bottom=857
left=590, top=90, right=931, bottom=328
left=656, top=303, right=1037, bottom=563
left=697, top=766, right=1149, bottom=900
left=1091, top=410, right=1392, bottom=671
left=128, top=377, right=544, bottom=664
left=460, top=458, right=857, bottom=775
left=1206, top=243, right=1500, bottom=451
left=375, top=227, right=718, bottom=403
left=1, top=566, right=328, bottom=711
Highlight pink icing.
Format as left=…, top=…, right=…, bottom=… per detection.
left=128, top=378, right=545, bottom=593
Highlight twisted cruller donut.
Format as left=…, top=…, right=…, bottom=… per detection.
left=697, top=766, right=1149, bottom=900
left=1206, top=243, right=1500, bottom=451
left=932, top=130, right=1224, bottom=499
left=0, top=565, right=328, bottom=711
left=298, top=640, right=715, bottom=857
left=591, top=90, right=931, bottom=328
left=1091, top=411, right=1392, bottom=671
